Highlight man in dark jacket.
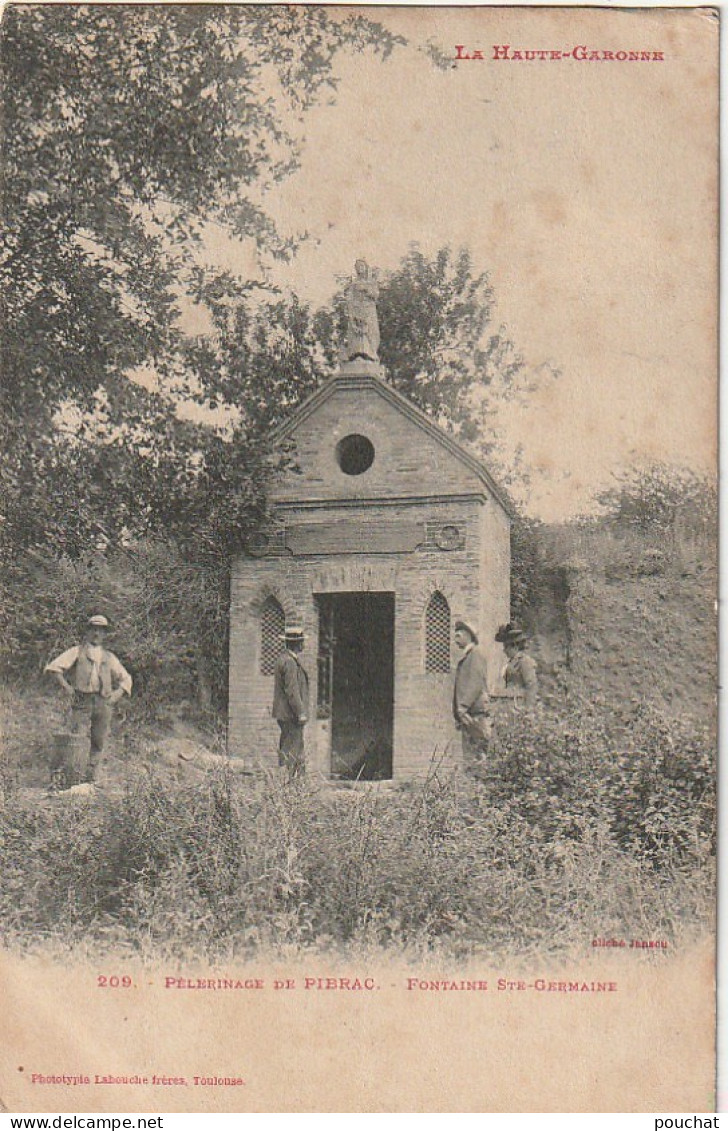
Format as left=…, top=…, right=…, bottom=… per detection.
left=272, top=626, right=310, bottom=779
left=452, top=618, right=491, bottom=769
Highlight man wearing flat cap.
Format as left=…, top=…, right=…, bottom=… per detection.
left=272, top=625, right=310, bottom=779
left=45, top=614, right=132, bottom=785
left=452, top=619, right=491, bottom=769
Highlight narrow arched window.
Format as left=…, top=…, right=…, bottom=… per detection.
left=260, top=597, right=285, bottom=676
left=425, top=591, right=451, bottom=673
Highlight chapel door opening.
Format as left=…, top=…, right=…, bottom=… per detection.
left=316, top=592, right=394, bottom=781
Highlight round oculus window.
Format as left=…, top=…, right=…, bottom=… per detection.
left=336, top=434, right=375, bottom=476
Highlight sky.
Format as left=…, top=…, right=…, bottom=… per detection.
left=196, top=6, right=718, bottom=521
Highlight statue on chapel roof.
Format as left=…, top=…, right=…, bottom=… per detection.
left=341, top=259, right=380, bottom=364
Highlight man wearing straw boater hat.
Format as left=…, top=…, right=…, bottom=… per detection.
left=45, top=614, right=132, bottom=786
left=272, top=625, right=310, bottom=779
left=452, top=618, right=491, bottom=770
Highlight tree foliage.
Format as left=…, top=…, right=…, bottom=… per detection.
left=2, top=539, right=231, bottom=710
left=376, top=245, right=538, bottom=442
left=1, top=4, right=399, bottom=423
left=596, top=463, right=717, bottom=539
left=182, top=294, right=338, bottom=435
left=0, top=4, right=400, bottom=561
left=186, top=244, right=548, bottom=448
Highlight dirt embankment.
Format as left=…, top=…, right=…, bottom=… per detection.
left=524, top=532, right=717, bottom=722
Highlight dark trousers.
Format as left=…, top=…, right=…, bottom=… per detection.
left=69, top=692, right=113, bottom=781
left=277, top=720, right=305, bottom=778
left=460, top=714, right=492, bottom=772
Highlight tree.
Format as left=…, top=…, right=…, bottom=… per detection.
left=2, top=539, right=232, bottom=712
left=0, top=7, right=404, bottom=707
left=186, top=244, right=553, bottom=450
left=595, top=463, right=717, bottom=540
left=180, top=293, right=339, bottom=435
left=0, top=5, right=401, bottom=558
left=1, top=5, right=400, bottom=423
left=376, top=245, right=542, bottom=444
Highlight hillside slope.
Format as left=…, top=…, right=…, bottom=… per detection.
left=523, top=528, right=717, bottom=724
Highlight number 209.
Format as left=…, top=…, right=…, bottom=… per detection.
left=97, top=975, right=132, bottom=988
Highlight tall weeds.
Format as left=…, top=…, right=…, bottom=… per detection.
left=1, top=704, right=715, bottom=959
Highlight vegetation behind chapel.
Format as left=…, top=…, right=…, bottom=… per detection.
left=2, top=463, right=717, bottom=727
left=511, top=464, right=717, bottom=725
left=0, top=466, right=716, bottom=959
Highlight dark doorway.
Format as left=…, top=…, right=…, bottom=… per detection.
left=316, top=592, right=394, bottom=780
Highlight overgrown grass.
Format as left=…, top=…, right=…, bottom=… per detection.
left=0, top=705, right=715, bottom=961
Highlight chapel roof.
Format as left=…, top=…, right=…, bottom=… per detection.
left=271, top=369, right=515, bottom=518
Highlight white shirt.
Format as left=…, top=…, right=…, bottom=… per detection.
left=45, top=646, right=133, bottom=695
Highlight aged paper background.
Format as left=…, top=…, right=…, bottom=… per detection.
left=0, top=4, right=718, bottom=1114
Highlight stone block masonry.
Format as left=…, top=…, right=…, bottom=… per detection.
left=228, top=368, right=511, bottom=781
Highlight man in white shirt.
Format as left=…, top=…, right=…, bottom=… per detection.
left=45, top=614, right=132, bottom=784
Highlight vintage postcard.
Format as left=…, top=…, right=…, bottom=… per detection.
left=0, top=3, right=718, bottom=1114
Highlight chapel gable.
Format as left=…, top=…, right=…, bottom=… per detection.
left=270, top=375, right=503, bottom=507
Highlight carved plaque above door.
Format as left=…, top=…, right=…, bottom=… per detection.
left=285, top=519, right=425, bottom=556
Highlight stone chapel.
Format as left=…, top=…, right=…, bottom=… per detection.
left=227, top=263, right=512, bottom=781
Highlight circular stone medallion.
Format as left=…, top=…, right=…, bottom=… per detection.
left=435, top=524, right=464, bottom=551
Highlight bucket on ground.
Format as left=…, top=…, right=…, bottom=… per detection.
left=51, top=732, right=89, bottom=789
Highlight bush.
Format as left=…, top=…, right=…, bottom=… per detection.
left=0, top=538, right=229, bottom=714
left=487, top=703, right=716, bottom=866
left=595, top=463, right=717, bottom=540
left=0, top=701, right=716, bottom=960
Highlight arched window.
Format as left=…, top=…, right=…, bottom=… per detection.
left=425, top=591, right=451, bottom=673
left=260, top=597, right=285, bottom=676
